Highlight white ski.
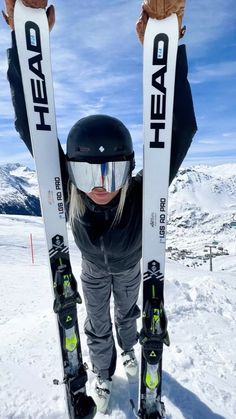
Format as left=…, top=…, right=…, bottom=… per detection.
left=139, top=14, right=179, bottom=418
left=14, top=1, right=96, bottom=418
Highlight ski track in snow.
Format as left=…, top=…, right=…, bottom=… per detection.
left=0, top=214, right=235, bottom=419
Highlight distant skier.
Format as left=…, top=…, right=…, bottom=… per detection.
left=4, top=0, right=197, bottom=413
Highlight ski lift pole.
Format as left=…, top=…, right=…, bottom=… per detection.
left=204, top=243, right=217, bottom=272
left=29, top=233, right=35, bottom=265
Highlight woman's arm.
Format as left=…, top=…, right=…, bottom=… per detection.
left=7, top=31, right=33, bottom=154
left=169, top=44, right=197, bottom=183
left=7, top=30, right=69, bottom=199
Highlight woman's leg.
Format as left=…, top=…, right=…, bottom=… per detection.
left=112, top=263, right=141, bottom=351
left=81, top=259, right=117, bottom=379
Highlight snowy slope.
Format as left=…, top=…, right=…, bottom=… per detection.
left=0, top=214, right=235, bottom=419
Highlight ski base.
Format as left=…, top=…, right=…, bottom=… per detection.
left=131, top=398, right=166, bottom=419
left=67, top=390, right=97, bottom=419
left=138, top=406, right=166, bottom=419
left=54, top=367, right=97, bottom=419
left=139, top=398, right=166, bottom=419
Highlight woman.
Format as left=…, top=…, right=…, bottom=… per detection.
left=5, top=0, right=197, bottom=413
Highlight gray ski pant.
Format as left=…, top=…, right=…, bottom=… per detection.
left=81, top=259, right=141, bottom=379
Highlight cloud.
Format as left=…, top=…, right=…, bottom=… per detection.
left=53, top=1, right=138, bottom=52
left=183, top=154, right=236, bottom=166
left=184, top=0, right=236, bottom=56
left=184, top=131, right=236, bottom=166
left=190, top=61, right=236, bottom=84
left=190, top=133, right=236, bottom=155
left=0, top=150, right=31, bottom=163
left=0, top=0, right=236, bottom=170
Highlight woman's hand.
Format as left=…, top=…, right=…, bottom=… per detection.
left=136, top=0, right=186, bottom=44
left=2, top=0, right=55, bottom=31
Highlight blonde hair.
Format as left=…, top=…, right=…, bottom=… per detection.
left=68, top=180, right=129, bottom=230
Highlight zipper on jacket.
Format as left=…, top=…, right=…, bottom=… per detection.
left=99, top=236, right=111, bottom=273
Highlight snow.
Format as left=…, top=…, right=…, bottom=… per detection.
left=0, top=214, right=235, bottom=419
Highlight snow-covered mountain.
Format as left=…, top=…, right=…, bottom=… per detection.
left=167, top=164, right=236, bottom=269
left=0, top=163, right=40, bottom=216
left=169, top=164, right=236, bottom=228
left=1, top=162, right=236, bottom=258
left=1, top=162, right=236, bottom=218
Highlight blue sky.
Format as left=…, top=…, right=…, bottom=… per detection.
left=0, top=0, right=236, bottom=172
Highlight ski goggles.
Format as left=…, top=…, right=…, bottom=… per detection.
left=67, top=160, right=131, bottom=193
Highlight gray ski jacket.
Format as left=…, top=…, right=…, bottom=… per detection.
left=7, top=32, right=197, bottom=273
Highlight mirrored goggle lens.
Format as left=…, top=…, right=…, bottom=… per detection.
left=67, top=161, right=130, bottom=193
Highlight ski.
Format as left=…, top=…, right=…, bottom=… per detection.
left=138, top=14, right=179, bottom=418
left=14, top=1, right=96, bottom=418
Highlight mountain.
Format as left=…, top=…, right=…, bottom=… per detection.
left=0, top=163, right=41, bottom=216
left=169, top=164, right=236, bottom=228
left=1, top=162, right=236, bottom=247
left=167, top=164, right=236, bottom=270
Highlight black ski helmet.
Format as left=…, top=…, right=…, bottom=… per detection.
left=66, top=114, right=135, bottom=170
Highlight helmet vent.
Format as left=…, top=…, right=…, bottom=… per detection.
left=78, top=146, right=90, bottom=152
left=114, top=146, right=124, bottom=151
